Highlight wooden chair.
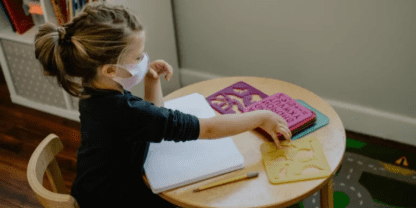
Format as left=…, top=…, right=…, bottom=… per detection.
left=27, top=133, right=79, bottom=208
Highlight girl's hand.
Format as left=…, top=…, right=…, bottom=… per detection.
left=258, top=110, right=292, bottom=148
left=147, top=60, right=173, bottom=81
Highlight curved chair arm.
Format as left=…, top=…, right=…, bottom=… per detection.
left=27, top=134, right=79, bottom=208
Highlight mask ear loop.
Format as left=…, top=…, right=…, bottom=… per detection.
left=112, top=52, right=149, bottom=79
left=109, top=64, right=132, bottom=79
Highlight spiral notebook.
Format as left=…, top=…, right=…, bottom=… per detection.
left=143, top=93, right=245, bottom=194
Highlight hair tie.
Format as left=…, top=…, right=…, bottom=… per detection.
left=58, top=27, right=72, bottom=45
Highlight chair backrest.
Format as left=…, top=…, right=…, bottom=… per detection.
left=27, top=133, right=79, bottom=208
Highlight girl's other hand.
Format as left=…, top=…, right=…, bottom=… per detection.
left=147, top=60, right=173, bottom=81
left=258, top=110, right=292, bottom=148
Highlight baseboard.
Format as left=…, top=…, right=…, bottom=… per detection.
left=11, top=94, right=80, bottom=122
left=180, top=69, right=416, bottom=147
left=324, top=99, right=416, bottom=147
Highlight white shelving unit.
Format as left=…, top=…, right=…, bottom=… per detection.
left=0, top=0, right=80, bottom=122
left=0, top=25, right=38, bottom=45
left=0, top=0, right=59, bottom=42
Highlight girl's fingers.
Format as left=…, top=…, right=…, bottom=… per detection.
left=265, top=128, right=280, bottom=148
left=163, top=63, right=173, bottom=80
left=150, top=61, right=174, bottom=81
left=168, top=65, right=173, bottom=80
left=285, top=129, right=292, bottom=142
left=282, top=125, right=291, bottom=138
left=281, top=119, right=288, bottom=127
left=278, top=125, right=292, bottom=142
left=281, top=130, right=291, bottom=143
left=149, top=67, right=158, bottom=78
left=271, top=132, right=280, bottom=148
left=164, top=65, right=171, bottom=80
left=155, top=64, right=164, bottom=74
left=156, top=62, right=172, bottom=73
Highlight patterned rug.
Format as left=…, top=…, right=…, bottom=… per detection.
left=289, top=138, right=416, bottom=208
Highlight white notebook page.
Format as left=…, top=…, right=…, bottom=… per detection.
left=143, top=93, right=245, bottom=194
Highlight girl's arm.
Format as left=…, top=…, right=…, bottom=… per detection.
left=198, top=110, right=292, bottom=147
left=198, top=110, right=265, bottom=139
left=198, top=110, right=292, bottom=144
left=144, top=76, right=164, bottom=107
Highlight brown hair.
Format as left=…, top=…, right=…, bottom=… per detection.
left=34, top=2, right=143, bottom=98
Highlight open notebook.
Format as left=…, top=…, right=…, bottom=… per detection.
left=143, top=93, right=245, bottom=194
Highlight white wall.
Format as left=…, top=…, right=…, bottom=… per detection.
left=173, top=0, right=416, bottom=146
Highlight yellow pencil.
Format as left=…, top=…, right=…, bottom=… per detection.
left=193, top=172, right=259, bottom=192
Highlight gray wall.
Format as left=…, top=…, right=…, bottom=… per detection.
left=173, top=0, right=416, bottom=146
left=104, top=0, right=416, bottom=146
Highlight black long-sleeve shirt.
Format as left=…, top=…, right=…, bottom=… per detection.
left=70, top=87, right=200, bottom=207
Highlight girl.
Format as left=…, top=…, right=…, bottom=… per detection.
left=34, top=2, right=291, bottom=207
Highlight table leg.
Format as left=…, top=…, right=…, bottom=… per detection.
left=320, top=178, right=334, bottom=208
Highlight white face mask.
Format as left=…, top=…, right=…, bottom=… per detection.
left=113, top=52, right=149, bottom=91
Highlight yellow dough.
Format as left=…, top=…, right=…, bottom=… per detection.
left=260, top=137, right=331, bottom=184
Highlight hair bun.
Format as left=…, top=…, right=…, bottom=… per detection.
left=57, top=27, right=66, bottom=40
left=58, top=27, right=72, bottom=45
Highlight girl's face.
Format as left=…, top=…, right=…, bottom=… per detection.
left=116, top=31, right=146, bottom=78
left=92, top=31, right=146, bottom=92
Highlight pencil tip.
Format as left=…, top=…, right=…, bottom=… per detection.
left=193, top=189, right=199, bottom=192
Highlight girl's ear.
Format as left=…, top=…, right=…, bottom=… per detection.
left=100, top=64, right=118, bottom=78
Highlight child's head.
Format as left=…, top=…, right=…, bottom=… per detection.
left=34, top=2, right=144, bottom=98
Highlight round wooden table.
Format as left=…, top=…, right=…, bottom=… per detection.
left=143, top=76, right=346, bottom=208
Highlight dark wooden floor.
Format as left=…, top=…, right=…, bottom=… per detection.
left=0, top=71, right=80, bottom=208
left=1, top=70, right=415, bottom=207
